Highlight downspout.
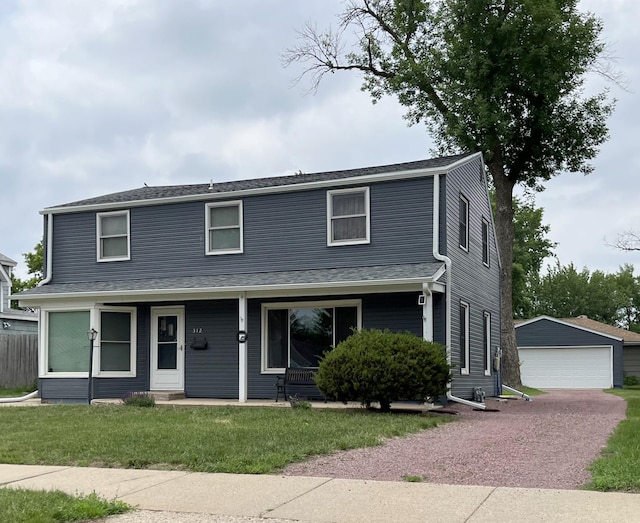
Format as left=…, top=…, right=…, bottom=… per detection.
left=432, top=174, right=486, bottom=410
left=37, top=213, right=53, bottom=287
left=0, top=390, right=39, bottom=403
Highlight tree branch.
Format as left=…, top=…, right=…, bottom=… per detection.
left=606, top=231, right=640, bottom=251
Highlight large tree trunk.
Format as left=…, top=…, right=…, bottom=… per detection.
left=490, top=162, right=523, bottom=388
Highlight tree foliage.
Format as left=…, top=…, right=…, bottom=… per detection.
left=10, top=241, right=43, bottom=308
left=529, top=263, right=640, bottom=330
left=285, top=0, right=614, bottom=386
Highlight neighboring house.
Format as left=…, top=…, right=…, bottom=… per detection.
left=515, top=315, right=631, bottom=389
left=15, top=153, right=501, bottom=403
left=0, top=252, right=38, bottom=334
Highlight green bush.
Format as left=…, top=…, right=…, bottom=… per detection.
left=122, top=392, right=155, bottom=408
left=624, top=374, right=639, bottom=387
left=314, top=329, right=451, bottom=412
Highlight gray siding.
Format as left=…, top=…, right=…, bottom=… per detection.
left=184, top=300, right=239, bottom=398
left=40, top=378, right=88, bottom=403
left=516, top=318, right=623, bottom=387
left=623, top=344, right=640, bottom=378
left=50, top=178, right=436, bottom=284
left=444, top=157, right=501, bottom=398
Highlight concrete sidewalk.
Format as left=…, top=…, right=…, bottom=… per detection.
left=1, top=464, right=639, bottom=523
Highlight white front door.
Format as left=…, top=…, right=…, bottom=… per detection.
left=150, top=306, right=185, bottom=391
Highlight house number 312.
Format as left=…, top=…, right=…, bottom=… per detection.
left=192, top=328, right=203, bottom=334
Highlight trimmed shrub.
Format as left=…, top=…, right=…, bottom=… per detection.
left=624, top=374, right=639, bottom=387
left=122, top=391, right=156, bottom=408
left=314, top=328, right=451, bottom=412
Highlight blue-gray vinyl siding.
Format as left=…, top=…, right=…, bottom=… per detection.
left=49, top=178, right=436, bottom=284
left=516, top=319, right=623, bottom=388
left=444, top=157, right=501, bottom=398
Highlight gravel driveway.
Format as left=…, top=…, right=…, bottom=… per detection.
left=283, top=390, right=626, bottom=490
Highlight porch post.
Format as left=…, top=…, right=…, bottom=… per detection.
left=238, top=292, right=248, bottom=403
left=422, top=283, right=433, bottom=342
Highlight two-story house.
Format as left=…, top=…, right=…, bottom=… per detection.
left=16, top=152, right=500, bottom=405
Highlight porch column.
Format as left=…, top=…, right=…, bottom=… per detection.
left=422, top=283, right=433, bottom=342
left=238, top=292, right=248, bottom=403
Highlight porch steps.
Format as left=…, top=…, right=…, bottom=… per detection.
left=147, top=391, right=185, bottom=401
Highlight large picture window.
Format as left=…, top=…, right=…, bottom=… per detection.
left=47, top=310, right=90, bottom=373
left=97, top=210, right=130, bottom=261
left=327, top=187, right=370, bottom=246
left=206, top=201, right=243, bottom=254
left=99, top=309, right=136, bottom=375
left=262, top=301, right=360, bottom=372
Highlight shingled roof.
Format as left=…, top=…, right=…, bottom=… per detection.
left=562, top=316, right=640, bottom=344
left=46, top=153, right=473, bottom=210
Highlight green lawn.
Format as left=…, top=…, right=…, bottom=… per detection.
left=0, top=404, right=449, bottom=474
left=586, top=387, right=640, bottom=492
left=0, top=386, right=36, bottom=398
left=0, top=488, right=130, bottom=523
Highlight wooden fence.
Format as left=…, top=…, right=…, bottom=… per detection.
left=0, top=334, right=38, bottom=388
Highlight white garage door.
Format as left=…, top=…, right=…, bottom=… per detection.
left=518, top=346, right=612, bottom=389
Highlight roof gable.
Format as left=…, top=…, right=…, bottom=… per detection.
left=515, top=315, right=623, bottom=342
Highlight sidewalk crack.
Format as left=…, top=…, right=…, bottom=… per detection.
left=259, top=477, right=334, bottom=518
left=464, top=486, right=498, bottom=522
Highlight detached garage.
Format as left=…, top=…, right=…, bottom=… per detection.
left=515, top=316, right=623, bottom=389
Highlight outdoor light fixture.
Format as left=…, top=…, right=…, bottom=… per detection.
left=87, top=328, right=98, bottom=404
left=2, top=321, right=10, bottom=329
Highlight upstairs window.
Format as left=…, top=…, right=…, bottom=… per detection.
left=327, top=187, right=370, bottom=246
left=97, top=210, right=130, bottom=262
left=482, top=218, right=490, bottom=266
left=459, top=195, right=469, bottom=251
left=206, top=201, right=243, bottom=255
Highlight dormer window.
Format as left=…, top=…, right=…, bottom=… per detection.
left=206, top=201, right=243, bottom=255
left=327, top=187, right=370, bottom=246
left=97, top=210, right=130, bottom=262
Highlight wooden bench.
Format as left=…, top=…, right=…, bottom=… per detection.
left=275, top=367, right=316, bottom=402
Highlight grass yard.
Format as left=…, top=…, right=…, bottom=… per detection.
left=586, top=386, right=640, bottom=492
left=0, top=488, right=130, bottom=523
left=0, top=404, right=449, bottom=474
left=0, top=386, right=36, bottom=398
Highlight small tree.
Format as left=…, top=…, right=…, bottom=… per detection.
left=315, top=328, right=451, bottom=412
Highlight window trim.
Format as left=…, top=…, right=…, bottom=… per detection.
left=41, top=305, right=137, bottom=378
left=459, top=194, right=469, bottom=251
left=261, top=299, right=362, bottom=374
left=483, top=311, right=491, bottom=376
left=96, top=210, right=130, bottom=262
left=460, top=301, right=470, bottom=375
left=482, top=217, right=490, bottom=267
left=96, top=306, right=137, bottom=378
left=205, top=200, right=244, bottom=255
left=326, top=187, right=371, bottom=246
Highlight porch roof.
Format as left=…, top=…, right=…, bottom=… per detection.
left=15, top=262, right=446, bottom=303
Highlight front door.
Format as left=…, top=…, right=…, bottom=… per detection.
left=150, top=306, right=185, bottom=391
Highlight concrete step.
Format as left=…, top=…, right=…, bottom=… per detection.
left=147, top=391, right=185, bottom=401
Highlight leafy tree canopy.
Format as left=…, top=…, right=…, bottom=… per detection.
left=285, top=0, right=614, bottom=386
left=10, top=241, right=43, bottom=308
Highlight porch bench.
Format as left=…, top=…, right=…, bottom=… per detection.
left=275, top=367, right=317, bottom=402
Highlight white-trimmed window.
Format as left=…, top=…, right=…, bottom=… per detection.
left=97, top=210, right=130, bottom=261
left=98, top=307, right=137, bottom=377
left=206, top=201, right=243, bottom=254
left=262, top=300, right=361, bottom=372
left=482, top=218, right=490, bottom=267
left=459, top=195, right=469, bottom=251
left=459, top=301, right=470, bottom=375
left=46, top=309, right=91, bottom=374
left=484, top=311, right=491, bottom=376
left=43, top=307, right=136, bottom=377
left=327, top=187, right=370, bottom=246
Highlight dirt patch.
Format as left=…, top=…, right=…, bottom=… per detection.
left=282, top=390, right=626, bottom=489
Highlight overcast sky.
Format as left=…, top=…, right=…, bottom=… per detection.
left=0, top=0, right=638, bottom=279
